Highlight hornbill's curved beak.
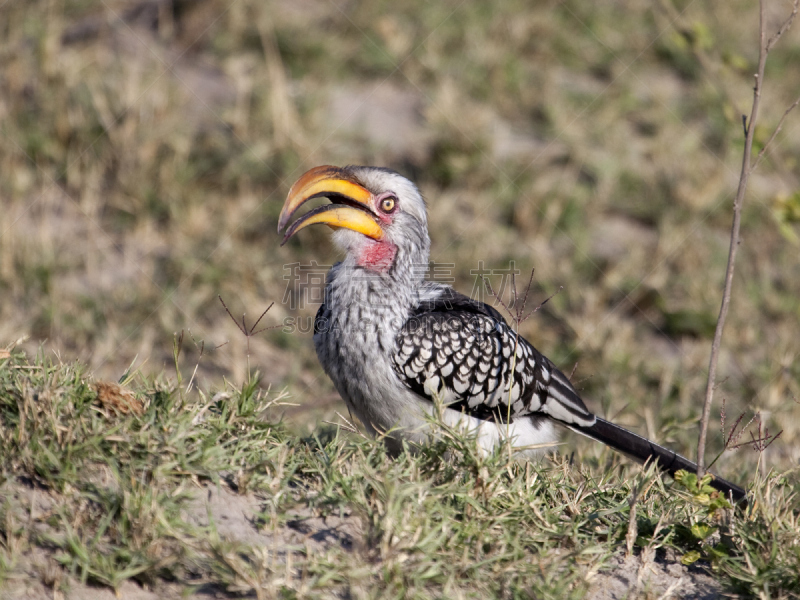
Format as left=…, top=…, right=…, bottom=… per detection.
left=278, top=165, right=384, bottom=246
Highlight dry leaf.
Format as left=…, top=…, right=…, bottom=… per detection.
left=94, top=381, right=144, bottom=416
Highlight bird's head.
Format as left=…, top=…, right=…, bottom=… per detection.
left=278, top=165, right=430, bottom=275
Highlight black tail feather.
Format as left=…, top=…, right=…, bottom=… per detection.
left=571, top=417, right=747, bottom=506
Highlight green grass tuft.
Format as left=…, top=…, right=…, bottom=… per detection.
left=1, top=349, right=799, bottom=597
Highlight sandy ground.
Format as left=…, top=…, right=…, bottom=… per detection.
left=1, top=478, right=721, bottom=600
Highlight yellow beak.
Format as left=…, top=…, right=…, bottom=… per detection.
left=278, top=166, right=384, bottom=245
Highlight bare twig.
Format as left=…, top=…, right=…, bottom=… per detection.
left=766, top=0, right=800, bottom=53
left=219, top=295, right=280, bottom=380
left=219, top=297, right=276, bottom=338
left=483, top=268, right=563, bottom=327
left=754, top=95, right=800, bottom=169
left=697, top=0, right=799, bottom=476
left=709, top=402, right=784, bottom=471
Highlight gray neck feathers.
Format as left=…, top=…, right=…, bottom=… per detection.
left=324, top=224, right=430, bottom=353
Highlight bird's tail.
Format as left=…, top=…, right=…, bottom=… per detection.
left=569, top=416, right=747, bottom=506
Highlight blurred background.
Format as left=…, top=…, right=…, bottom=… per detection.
left=1, top=0, right=799, bottom=473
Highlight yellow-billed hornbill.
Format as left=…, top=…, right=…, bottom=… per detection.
left=278, top=165, right=746, bottom=504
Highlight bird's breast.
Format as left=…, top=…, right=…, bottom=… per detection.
left=312, top=278, right=420, bottom=435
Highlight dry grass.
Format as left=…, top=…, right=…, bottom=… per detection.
left=1, top=349, right=798, bottom=598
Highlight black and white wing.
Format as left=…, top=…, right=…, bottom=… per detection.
left=391, top=287, right=595, bottom=428
left=391, top=287, right=748, bottom=504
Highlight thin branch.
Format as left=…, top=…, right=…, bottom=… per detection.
left=754, top=94, right=800, bottom=169
left=218, top=295, right=280, bottom=381
left=697, top=0, right=769, bottom=477
left=219, top=295, right=248, bottom=337
left=766, top=0, right=800, bottom=53
left=524, top=287, right=562, bottom=324
left=698, top=0, right=800, bottom=476
left=218, top=296, right=279, bottom=337
left=483, top=268, right=561, bottom=326
left=251, top=302, right=276, bottom=336
left=483, top=276, right=513, bottom=319
left=570, top=362, right=579, bottom=380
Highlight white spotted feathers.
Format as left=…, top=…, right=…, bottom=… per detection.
left=390, top=289, right=596, bottom=428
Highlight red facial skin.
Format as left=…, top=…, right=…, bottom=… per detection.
left=357, top=239, right=398, bottom=272
left=356, top=191, right=397, bottom=273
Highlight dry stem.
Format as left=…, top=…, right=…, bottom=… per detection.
left=697, top=0, right=800, bottom=476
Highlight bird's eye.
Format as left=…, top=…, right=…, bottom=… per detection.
left=379, top=196, right=396, bottom=213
